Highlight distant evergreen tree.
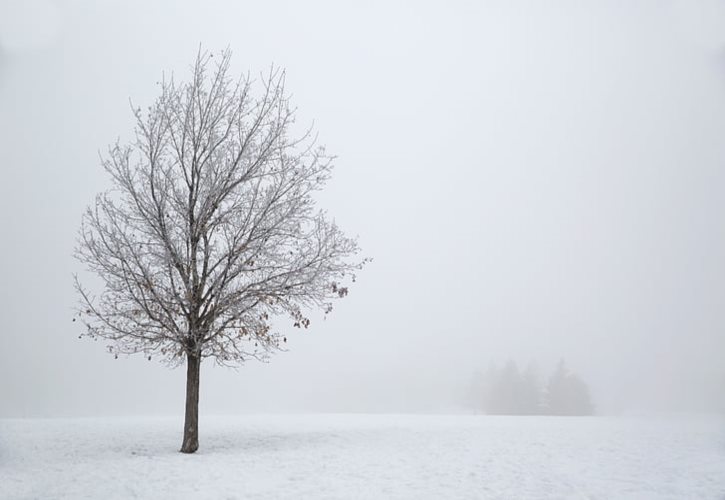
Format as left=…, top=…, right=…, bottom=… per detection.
left=467, top=369, right=487, bottom=413
left=487, top=360, right=524, bottom=414
left=479, top=362, right=499, bottom=413
left=544, top=360, right=594, bottom=416
left=482, top=360, right=541, bottom=415
left=521, top=362, right=542, bottom=415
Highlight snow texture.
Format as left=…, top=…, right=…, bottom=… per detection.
left=2, top=414, right=724, bottom=499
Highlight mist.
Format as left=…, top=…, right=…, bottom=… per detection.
left=2, top=0, right=725, bottom=418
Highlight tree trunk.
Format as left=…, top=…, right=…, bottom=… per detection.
left=180, top=353, right=201, bottom=453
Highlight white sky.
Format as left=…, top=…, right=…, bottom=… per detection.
left=1, top=0, right=725, bottom=416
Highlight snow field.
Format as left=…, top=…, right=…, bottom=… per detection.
left=2, top=414, right=724, bottom=499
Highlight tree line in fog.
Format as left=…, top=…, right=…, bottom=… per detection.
left=470, top=359, right=594, bottom=416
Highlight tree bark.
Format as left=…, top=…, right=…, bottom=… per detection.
left=180, top=353, right=201, bottom=453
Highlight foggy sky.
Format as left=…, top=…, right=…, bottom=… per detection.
left=2, top=0, right=725, bottom=417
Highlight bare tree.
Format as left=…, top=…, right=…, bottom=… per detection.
left=74, top=49, right=366, bottom=453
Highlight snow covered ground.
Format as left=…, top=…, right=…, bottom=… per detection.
left=2, top=414, right=724, bottom=499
